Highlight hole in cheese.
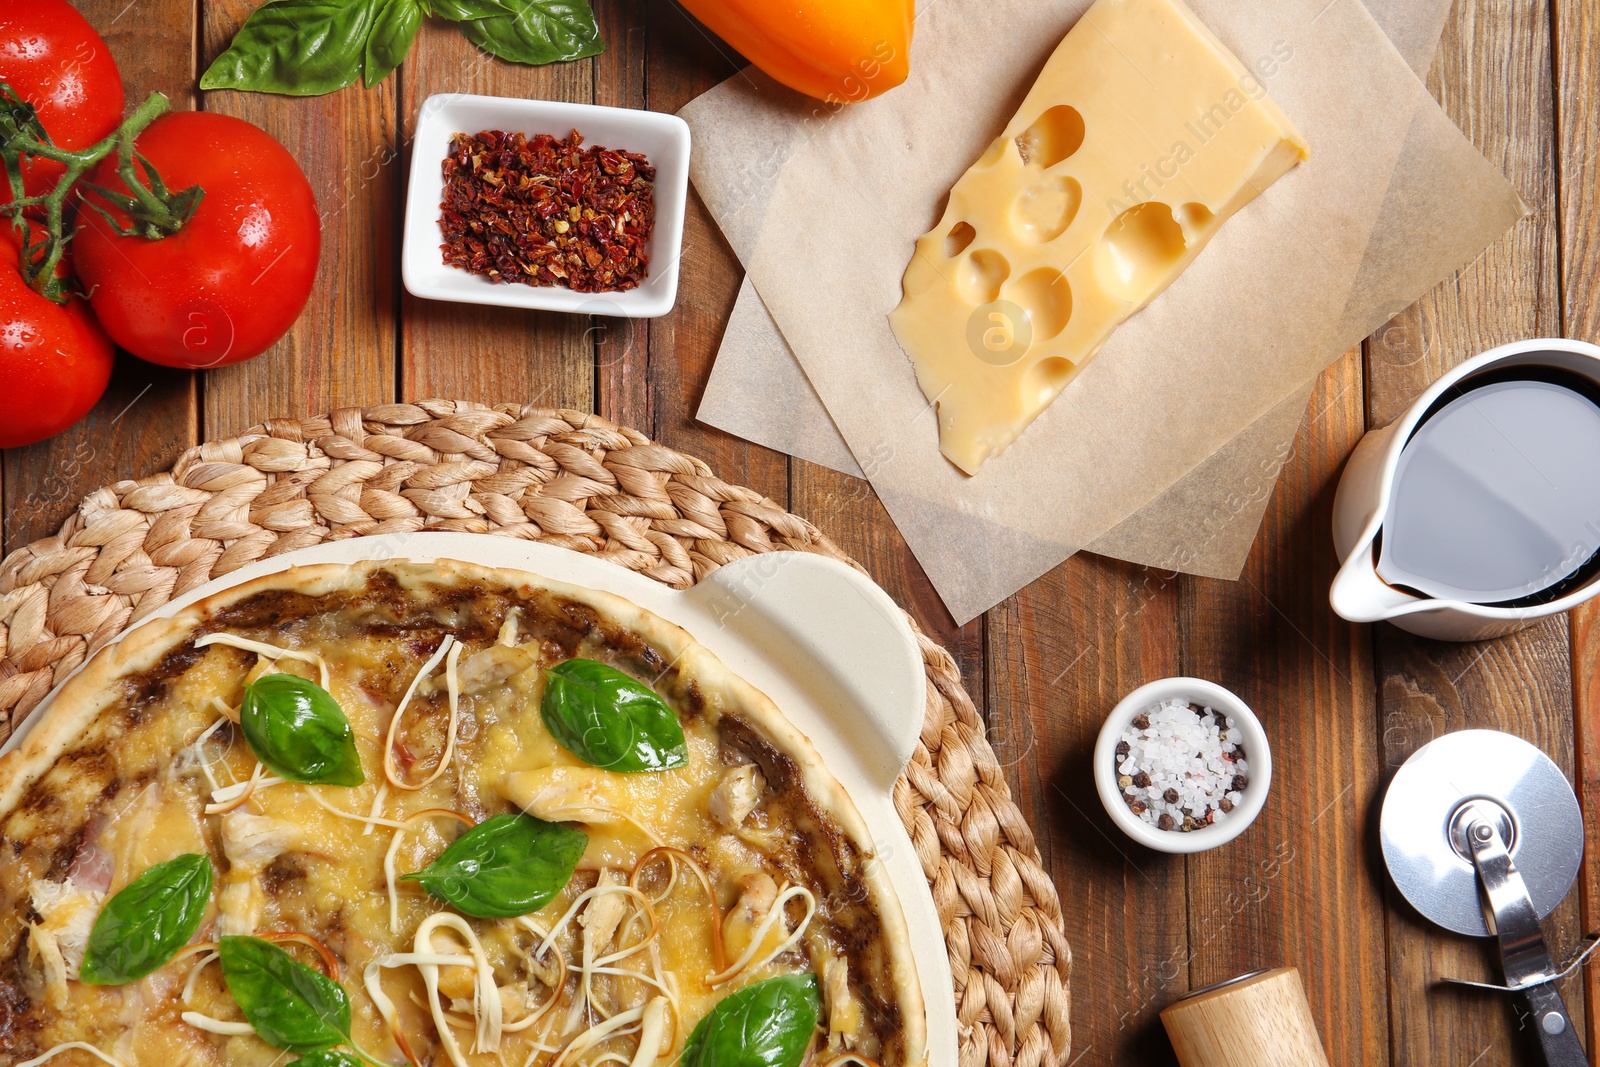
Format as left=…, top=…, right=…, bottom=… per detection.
left=1015, top=105, right=1085, bottom=169
left=1009, top=268, right=1072, bottom=341
left=1177, top=201, right=1215, bottom=235
left=958, top=249, right=1010, bottom=304
left=1096, top=201, right=1187, bottom=303
left=1012, top=176, right=1082, bottom=242
left=1024, top=357, right=1076, bottom=406
left=944, top=221, right=977, bottom=258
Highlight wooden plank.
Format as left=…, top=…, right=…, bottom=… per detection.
left=1551, top=0, right=1600, bottom=1054
left=1365, top=1, right=1575, bottom=1063
left=2, top=0, right=199, bottom=554
left=986, top=554, right=1184, bottom=1066
left=1179, top=350, right=1389, bottom=1067
left=593, top=0, right=651, bottom=429
left=639, top=2, right=787, bottom=505
left=397, top=22, right=593, bottom=410
left=200, top=0, right=398, bottom=429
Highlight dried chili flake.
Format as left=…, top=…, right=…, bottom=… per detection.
left=439, top=129, right=655, bottom=293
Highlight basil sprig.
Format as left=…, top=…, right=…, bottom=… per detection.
left=219, top=936, right=353, bottom=1053
left=79, top=853, right=213, bottom=985
left=682, top=974, right=822, bottom=1067
left=200, top=0, right=602, bottom=96
left=240, top=673, right=365, bottom=787
left=540, top=659, right=689, bottom=772
left=402, top=812, right=586, bottom=918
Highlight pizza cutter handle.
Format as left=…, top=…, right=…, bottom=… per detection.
left=1514, top=981, right=1587, bottom=1067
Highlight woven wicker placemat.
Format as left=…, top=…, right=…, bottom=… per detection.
left=0, top=401, right=1071, bottom=1067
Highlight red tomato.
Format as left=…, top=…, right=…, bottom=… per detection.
left=0, top=223, right=114, bottom=449
left=0, top=0, right=125, bottom=203
left=72, top=111, right=320, bottom=369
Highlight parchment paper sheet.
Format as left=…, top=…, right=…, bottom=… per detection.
left=696, top=0, right=1460, bottom=559
left=683, top=0, right=1522, bottom=622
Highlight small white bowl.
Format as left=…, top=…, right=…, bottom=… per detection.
left=1093, top=677, right=1272, bottom=854
left=402, top=93, right=690, bottom=318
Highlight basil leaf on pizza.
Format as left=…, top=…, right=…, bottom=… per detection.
left=79, top=853, right=213, bottom=985
left=293, top=1050, right=368, bottom=1067
left=402, top=812, right=586, bottom=918
left=220, top=935, right=352, bottom=1052
left=241, top=672, right=365, bottom=786
left=681, top=973, right=823, bottom=1067
left=541, top=658, right=689, bottom=772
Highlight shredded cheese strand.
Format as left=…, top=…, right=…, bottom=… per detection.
left=631, top=847, right=724, bottom=973
left=189, top=717, right=230, bottom=793
left=15, top=1044, right=130, bottom=1067
left=509, top=917, right=570, bottom=1035
left=181, top=950, right=220, bottom=1003
left=535, top=804, right=664, bottom=847
left=537, top=885, right=656, bottom=961
left=383, top=636, right=458, bottom=791
left=206, top=763, right=285, bottom=815
left=707, top=885, right=817, bottom=988
left=196, top=632, right=331, bottom=688
left=304, top=786, right=413, bottom=830
left=420, top=913, right=504, bottom=1057
left=181, top=1012, right=256, bottom=1036
left=364, top=781, right=391, bottom=837
left=385, top=809, right=476, bottom=934
left=366, top=954, right=473, bottom=1067
left=547, top=1004, right=648, bottom=1067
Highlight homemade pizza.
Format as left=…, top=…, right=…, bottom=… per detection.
left=0, top=559, right=925, bottom=1067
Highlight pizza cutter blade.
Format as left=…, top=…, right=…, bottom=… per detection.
left=1380, top=729, right=1592, bottom=1067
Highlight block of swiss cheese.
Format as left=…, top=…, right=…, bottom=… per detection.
left=889, top=0, right=1309, bottom=475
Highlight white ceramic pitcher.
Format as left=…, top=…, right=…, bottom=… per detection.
left=1330, top=338, right=1600, bottom=641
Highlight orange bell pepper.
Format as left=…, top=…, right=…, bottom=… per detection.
left=677, top=0, right=914, bottom=105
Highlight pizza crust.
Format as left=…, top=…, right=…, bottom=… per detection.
left=0, top=556, right=928, bottom=1067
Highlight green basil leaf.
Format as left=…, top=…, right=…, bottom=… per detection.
left=401, top=812, right=586, bottom=918
left=200, top=0, right=378, bottom=96
left=79, top=853, right=213, bottom=985
left=540, top=659, right=688, bottom=772
left=682, top=974, right=822, bottom=1067
left=220, top=935, right=351, bottom=1052
left=294, top=1050, right=367, bottom=1067
left=364, top=0, right=423, bottom=87
left=456, top=0, right=603, bottom=66
left=423, top=0, right=512, bottom=20
left=240, top=672, right=365, bottom=787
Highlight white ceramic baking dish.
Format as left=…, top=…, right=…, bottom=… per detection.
left=6, top=532, right=956, bottom=1067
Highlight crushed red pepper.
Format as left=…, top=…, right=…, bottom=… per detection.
left=440, top=129, right=655, bottom=293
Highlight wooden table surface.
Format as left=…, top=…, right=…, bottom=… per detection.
left=4, top=2, right=1599, bottom=1065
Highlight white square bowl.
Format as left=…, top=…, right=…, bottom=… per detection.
left=402, top=93, right=690, bottom=318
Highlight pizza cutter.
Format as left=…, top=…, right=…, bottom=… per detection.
left=1380, top=729, right=1597, bottom=1066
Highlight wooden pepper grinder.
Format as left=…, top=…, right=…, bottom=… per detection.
left=1160, top=968, right=1332, bottom=1067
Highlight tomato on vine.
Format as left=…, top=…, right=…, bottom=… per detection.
left=0, top=0, right=125, bottom=204
left=0, top=221, right=113, bottom=450
left=73, top=112, right=321, bottom=369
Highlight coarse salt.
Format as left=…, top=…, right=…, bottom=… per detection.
left=1114, top=698, right=1248, bottom=832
